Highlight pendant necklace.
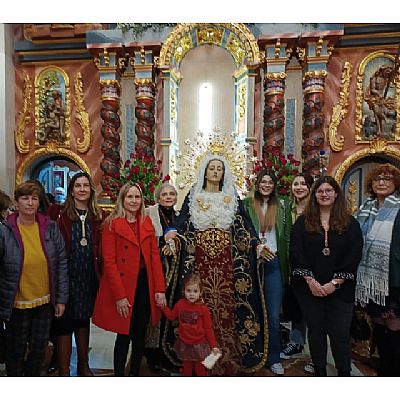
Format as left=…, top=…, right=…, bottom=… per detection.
left=76, top=209, right=88, bottom=246
left=322, top=223, right=330, bottom=256
left=159, top=207, right=174, bottom=227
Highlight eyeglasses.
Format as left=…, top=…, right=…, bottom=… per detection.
left=372, top=175, right=394, bottom=183
left=316, top=188, right=335, bottom=196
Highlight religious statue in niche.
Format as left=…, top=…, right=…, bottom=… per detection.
left=35, top=67, right=70, bottom=146
left=361, top=58, right=397, bottom=140
left=44, top=90, right=65, bottom=142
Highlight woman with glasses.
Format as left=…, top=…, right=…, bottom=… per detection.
left=355, top=163, right=400, bottom=376
left=289, top=176, right=363, bottom=376
left=243, top=169, right=290, bottom=375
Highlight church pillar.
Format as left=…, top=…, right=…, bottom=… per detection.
left=93, top=47, right=125, bottom=193
left=259, top=35, right=296, bottom=158
left=131, top=47, right=158, bottom=157
left=297, top=32, right=341, bottom=176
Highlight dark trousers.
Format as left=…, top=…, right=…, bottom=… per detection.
left=114, top=269, right=150, bottom=376
left=296, top=293, right=354, bottom=376
left=5, top=303, right=52, bottom=376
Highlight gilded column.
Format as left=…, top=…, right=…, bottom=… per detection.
left=134, top=78, right=156, bottom=156
left=93, top=47, right=125, bottom=192
left=297, top=31, right=342, bottom=176
left=301, top=70, right=327, bottom=176
left=99, top=81, right=122, bottom=190
left=258, top=35, right=296, bottom=158
left=130, top=46, right=158, bottom=157
left=263, top=72, right=286, bottom=154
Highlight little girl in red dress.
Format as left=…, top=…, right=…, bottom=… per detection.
left=160, top=273, right=221, bottom=376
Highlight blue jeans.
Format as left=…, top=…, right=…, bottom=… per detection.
left=290, top=318, right=307, bottom=346
left=263, top=257, right=283, bottom=366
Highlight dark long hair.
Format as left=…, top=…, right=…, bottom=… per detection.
left=252, top=169, right=278, bottom=233
left=303, top=175, right=351, bottom=234
left=291, top=173, right=314, bottom=204
left=63, top=171, right=101, bottom=221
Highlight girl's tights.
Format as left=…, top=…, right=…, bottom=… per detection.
left=182, top=360, right=207, bottom=376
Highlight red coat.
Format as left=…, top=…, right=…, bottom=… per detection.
left=92, top=215, right=165, bottom=335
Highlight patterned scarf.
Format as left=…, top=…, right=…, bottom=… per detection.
left=355, top=193, right=400, bottom=306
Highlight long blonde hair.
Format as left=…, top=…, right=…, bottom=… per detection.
left=252, top=169, right=277, bottom=233
left=105, top=182, right=145, bottom=226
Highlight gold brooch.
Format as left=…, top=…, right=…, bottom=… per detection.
left=197, top=198, right=211, bottom=211
left=223, top=196, right=232, bottom=204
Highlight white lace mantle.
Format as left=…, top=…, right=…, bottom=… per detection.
left=189, top=190, right=238, bottom=231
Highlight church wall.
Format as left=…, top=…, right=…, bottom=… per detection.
left=324, top=46, right=399, bottom=179
left=14, top=59, right=104, bottom=192
left=0, top=24, right=16, bottom=195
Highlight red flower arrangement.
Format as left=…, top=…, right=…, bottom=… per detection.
left=103, top=150, right=169, bottom=205
left=246, top=150, right=301, bottom=197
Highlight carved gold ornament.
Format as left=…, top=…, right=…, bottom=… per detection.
left=74, top=73, right=92, bottom=153
left=197, top=26, right=224, bottom=46
left=159, top=23, right=260, bottom=67
left=226, top=33, right=246, bottom=65
left=35, top=66, right=71, bottom=147
left=238, top=84, right=246, bottom=120
left=334, top=140, right=400, bottom=185
left=15, top=75, right=32, bottom=154
left=355, top=51, right=400, bottom=143
left=170, top=86, right=176, bottom=124
left=328, top=61, right=352, bottom=152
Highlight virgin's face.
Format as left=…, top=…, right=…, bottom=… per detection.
left=315, top=183, right=337, bottom=207
left=72, top=176, right=91, bottom=204
left=205, top=160, right=224, bottom=185
left=123, top=186, right=142, bottom=216
left=291, top=176, right=310, bottom=201
left=258, top=175, right=274, bottom=197
left=159, top=186, right=177, bottom=209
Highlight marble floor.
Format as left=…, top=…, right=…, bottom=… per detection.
left=0, top=322, right=377, bottom=377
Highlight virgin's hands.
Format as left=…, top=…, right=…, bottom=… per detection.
left=162, top=238, right=176, bottom=256
left=116, top=298, right=131, bottom=318
left=257, top=244, right=275, bottom=261
left=164, top=229, right=177, bottom=242
left=54, top=303, right=65, bottom=318
left=307, top=279, right=327, bottom=297
left=155, top=292, right=166, bottom=308
left=212, top=347, right=222, bottom=356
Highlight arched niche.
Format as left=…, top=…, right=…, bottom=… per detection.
left=16, top=149, right=91, bottom=203
left=158, top=23, right=260, bottom=190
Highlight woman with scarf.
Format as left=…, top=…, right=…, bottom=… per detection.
left=144, top=182, right=178, bottom=372
left=163, top=155, right=267, bottom=376
left=355, top=163, right=400, bottom=376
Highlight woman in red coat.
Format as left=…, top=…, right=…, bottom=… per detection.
left=92, top=182, right=166, bottom=376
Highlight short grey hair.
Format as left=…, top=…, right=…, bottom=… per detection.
left=155, top=182, right=177, bottom=203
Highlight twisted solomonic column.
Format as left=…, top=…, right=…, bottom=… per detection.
left=134, top=78, right=156, bottom=157
left=263, top=72, right=286, bottom=156
left=99, top=81, right=121, bottom=191
left=302, top=71, right=327, bottom=176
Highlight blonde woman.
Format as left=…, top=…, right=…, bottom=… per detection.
left=93, top=182, right=166, bottom=376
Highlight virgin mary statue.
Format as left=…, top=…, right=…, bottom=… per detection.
left=163, top=154, right=268, bottom=376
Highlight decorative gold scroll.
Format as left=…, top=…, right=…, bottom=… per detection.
left=74, top=72, right=92, bottom=153
left=328, top=61, right=352, bottom=152
left=15, top=75, right=32, bottom=154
